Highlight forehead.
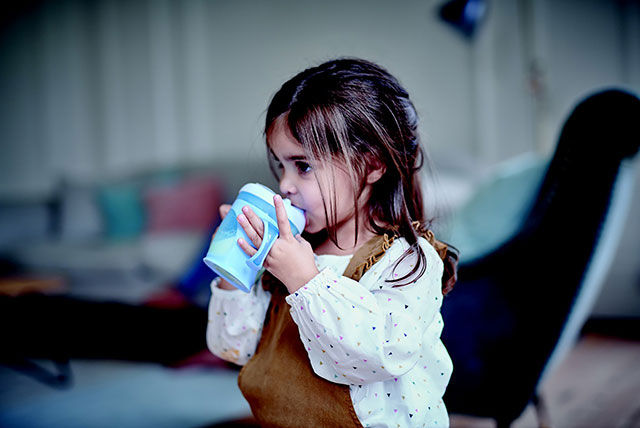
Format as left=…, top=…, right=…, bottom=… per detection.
left=266, top=116, right=349, bottom=172
left=267, top=118, right=306, bottom=159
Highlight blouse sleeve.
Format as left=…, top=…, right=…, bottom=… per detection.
left=206, top=277, right=271, bottom=366
left=285, top=238, right=444, bottom=385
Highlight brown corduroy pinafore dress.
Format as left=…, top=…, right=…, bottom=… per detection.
left=237, top=229, right=450, bottom=428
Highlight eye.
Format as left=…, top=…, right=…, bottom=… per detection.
left=295, top=161, right=312, bottom=175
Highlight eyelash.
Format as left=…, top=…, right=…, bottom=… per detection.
left=274, top=161, right=312, bottom=176
left=295, top=161, right=312, bottom=175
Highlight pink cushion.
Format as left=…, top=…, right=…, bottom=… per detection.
left=144, top=176, right=224, bottom=233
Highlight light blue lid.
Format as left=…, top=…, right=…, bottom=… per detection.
left=238, top=183, right=306, bottom=234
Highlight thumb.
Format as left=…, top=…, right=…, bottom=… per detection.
left=219, top=204, right=232, bottom=219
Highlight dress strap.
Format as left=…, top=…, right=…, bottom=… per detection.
left=411, top=221, right=459, bottom=294
left=344, top=221, right=453, bottom=283
left=412, top=221, right=449, bottom=261
left=342, top=232, right=396, bottom=282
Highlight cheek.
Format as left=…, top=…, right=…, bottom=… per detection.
left=300, top=184, right=323, bottom=213
left=304, top=201, right=327, bottom=232
left=299, top=178, right=336, bottom=228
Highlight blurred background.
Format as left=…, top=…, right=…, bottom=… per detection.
left=0, top=0, right=639, bottom=427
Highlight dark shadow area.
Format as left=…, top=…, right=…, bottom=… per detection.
left=441, top=88, right=640, bottom=427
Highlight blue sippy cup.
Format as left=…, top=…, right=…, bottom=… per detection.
left=203, top=183, right=306, bottom=292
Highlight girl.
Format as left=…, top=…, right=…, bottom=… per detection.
left=207, top=58, right=457, bottom=428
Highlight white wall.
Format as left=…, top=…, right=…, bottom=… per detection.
left=2, top=0, right=639, bottom=198
left=2, top=0, right=638, bottom=196
left=470, top=0, right=640, bottom=163
left=537, top=0, right=639, bottom=152
left=0, top=0, right=475, bottom=197
left=1, top=1, right=639, bottom=192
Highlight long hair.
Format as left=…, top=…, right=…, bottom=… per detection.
left=264, top=58, right=437, bottom=287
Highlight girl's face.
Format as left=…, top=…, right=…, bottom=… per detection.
left=268, top=119, right=366, bottom=240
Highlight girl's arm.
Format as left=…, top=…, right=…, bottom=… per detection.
left=206, top=277, right=271, bottom=365
left=285, top=239, right=444, bottom=385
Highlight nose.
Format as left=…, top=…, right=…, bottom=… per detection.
left=279, top=172, right=297, bottom=197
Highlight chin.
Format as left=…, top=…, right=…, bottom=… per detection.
left=303, top=219, right=323, bottom=234
left=305, top=224, right=321, bottom=234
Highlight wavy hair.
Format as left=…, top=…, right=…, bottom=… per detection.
left=265, top=58, right=440, bottom=288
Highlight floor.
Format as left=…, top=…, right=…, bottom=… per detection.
left=450, top=333, right=640, bottom=428
left=0, top=359, right=251, bottom=428
left=2, top=329, right=638, bottom=427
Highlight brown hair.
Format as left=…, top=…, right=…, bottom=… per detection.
left=264, top=58, right=456, bottom=292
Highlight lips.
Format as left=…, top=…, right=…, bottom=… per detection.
left=288, top=200, right=305, bottom=214
left=285, top=198, right=308, bottom=229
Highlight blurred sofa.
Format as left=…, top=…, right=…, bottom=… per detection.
left=0, top=159, right=278, bottom=303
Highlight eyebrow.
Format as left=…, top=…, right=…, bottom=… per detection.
left=286, top=155, right=307, bottom=161
left=269, top=148, right=307, bottom=162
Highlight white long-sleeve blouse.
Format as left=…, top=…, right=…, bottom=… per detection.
left=206, top=236, right=453, bottom=428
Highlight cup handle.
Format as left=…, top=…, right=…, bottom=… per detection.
left=246, top=219, right=278, bottom=271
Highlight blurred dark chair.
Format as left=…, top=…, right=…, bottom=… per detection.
left=441, top=88, right=640, bottom=427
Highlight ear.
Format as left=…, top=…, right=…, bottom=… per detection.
left=365, top=159, right=386, bottom=185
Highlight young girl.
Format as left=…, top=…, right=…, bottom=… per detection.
left=207, top=58, right=457, bottom=428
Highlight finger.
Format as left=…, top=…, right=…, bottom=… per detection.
left=241, top=206, right=264, bottom=238
left=237, top=213, right=262, bottom=249
left=274, top=195, right=293, bottom=239
left=219, top=204, right=231, bottom=219
left=237, top=237, right=257, bottom=257
left=296, top=234, right=312, bottom=251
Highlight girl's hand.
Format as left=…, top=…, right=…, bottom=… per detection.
left=237, top=195, right=319, bottom=293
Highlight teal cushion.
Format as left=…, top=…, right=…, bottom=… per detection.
left=443, top=155, right=548, bottom=262
left=98, top=183, right=146, bottom=240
